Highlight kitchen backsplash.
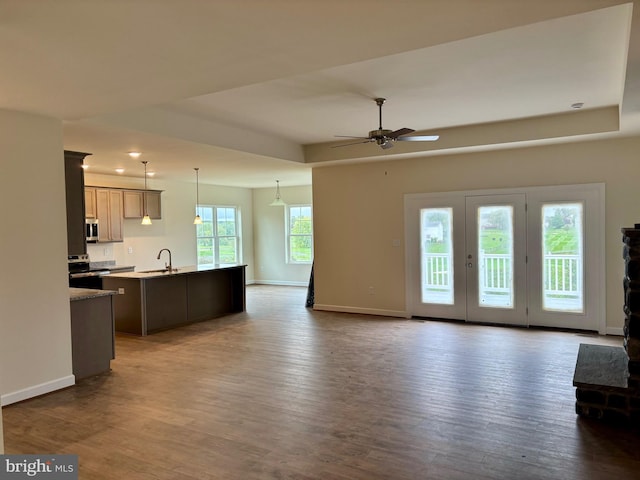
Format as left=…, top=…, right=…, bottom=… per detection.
left=86, top=243, right=115, bottom=262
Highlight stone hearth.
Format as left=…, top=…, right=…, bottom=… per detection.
left=573, top=226, right=640, bottom=422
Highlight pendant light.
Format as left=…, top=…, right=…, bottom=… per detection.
left=141, top=160, right=152, bottom=225
left=269, top=180, right=286, bottom=206
left=193, top=167, right=202, bottom=225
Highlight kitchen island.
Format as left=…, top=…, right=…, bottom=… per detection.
left=102, top=264, right=246, bottom=335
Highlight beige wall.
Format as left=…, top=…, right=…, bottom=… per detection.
left=84, top=173, right=255, bottom=279
left=312, top=135, right=640, bottom=332
left=253, top=185, right=313, bottom=285
left=0, top=110, right=74, bottom=406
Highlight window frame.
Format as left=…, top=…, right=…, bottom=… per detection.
left=286, top=203, right=313, bottom=264
left=196, top=204, right=242, bottom=266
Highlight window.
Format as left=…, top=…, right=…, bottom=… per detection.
left=420, top=207, right=454, bottom=305
left=541, top=202, right=584, bottom=313
left=196, top=205, right=241, bottom=265
left=287, top=204, right=313, bottom=263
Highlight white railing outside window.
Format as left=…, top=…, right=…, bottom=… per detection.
left=422, top=252, right=583, bottom=310
left=479, top=253, right=511, bottom=294
left=543, top=253, right=582, bottom=311
left=422, top=253, right=453, bottom=304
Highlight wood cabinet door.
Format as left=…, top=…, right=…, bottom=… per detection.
left=95, top=189, right=123, bottom=242
left=95, top=189, right=111, bottom=242
left=145, top=191, right=162, bottom=219
left=123, top=191, right=144, bottom=218
left=85, top=187, right=96, bottom=218
left=109, top=190, right=123, bottom=241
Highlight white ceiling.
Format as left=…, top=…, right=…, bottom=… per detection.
left=2, top=0, right=638, bottom=187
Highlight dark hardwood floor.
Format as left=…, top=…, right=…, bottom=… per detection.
left=3, top=285, right=640, bottom=479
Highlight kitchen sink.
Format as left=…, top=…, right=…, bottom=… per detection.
left=140, top=268, right=179, bottom=274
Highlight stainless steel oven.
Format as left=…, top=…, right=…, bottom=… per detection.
left=68, top=254, right=109, bottom=289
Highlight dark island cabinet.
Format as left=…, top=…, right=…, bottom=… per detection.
left=146, top=275, right=188, bottom=332
left=103, top=265, right=246, bottom=336
left=187, top=267, right=245, bottom=322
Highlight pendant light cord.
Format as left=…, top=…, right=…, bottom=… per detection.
left=142, top=161, right=148, bottom=213
left=195, top=168, right=200, bottom=205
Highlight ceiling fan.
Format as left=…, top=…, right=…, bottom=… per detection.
left=334, top=97, right=439, bottom=149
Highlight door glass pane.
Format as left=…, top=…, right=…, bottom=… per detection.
left=477, top=205, right=514, bottom=309
left=420, top=208, right=454, bottom=304
left=542, top=203, right=584, bottom=312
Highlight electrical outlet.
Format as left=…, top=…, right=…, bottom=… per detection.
left=118, top=288, right=125, bottom=294
left=128, top=247, right=133, bottom=254
left=369, top=286, right=375, bottom=295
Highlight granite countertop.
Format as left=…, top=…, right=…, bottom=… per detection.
left=70, top=287, right=118, bottom=301
left=89, top=262, right=135, bottom=272
left=106, top=264, right=246, bottom=279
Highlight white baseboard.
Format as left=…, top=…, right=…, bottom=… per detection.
left=606, top=327, right=624, bottom=336
left=1, top=375, right=75, bottom=406
left=313, top=304, right=409, bottom=319
left=252, top=280, right=309, bottom=287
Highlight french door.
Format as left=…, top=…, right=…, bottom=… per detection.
left=404, top=184, right=604, bottom=332
left=465, top=194, right=527, bottom=325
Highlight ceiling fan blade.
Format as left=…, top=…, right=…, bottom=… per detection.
left=331, top=139, right=374, bottom=148
left=387, top=127, right=415, bottom=139
left=396, top=134, right=440, bottom=142
left=334, top=135, right=370, bottom=139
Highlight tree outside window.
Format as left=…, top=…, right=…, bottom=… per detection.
left=196, top=205, right=241, bottom=265
left=287, top=205, right=313, bottom=264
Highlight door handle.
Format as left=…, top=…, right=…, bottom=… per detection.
left=467, top=262, right=473, bottom=268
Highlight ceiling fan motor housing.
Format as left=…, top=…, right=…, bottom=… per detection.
left=370, top=129, right=393, bottom=141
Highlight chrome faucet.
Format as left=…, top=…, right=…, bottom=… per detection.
left=157, top=248, right=172, bottom=271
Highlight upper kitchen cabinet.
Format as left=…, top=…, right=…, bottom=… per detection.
left=95, top=188, right=123, bottom=242
left=146, top=191, right=162, bottom=219
left=85, top=187, right=96, bottom=218
left=123, top=190, right=162, bottom=219
left=64, top=150, right=91, bottom=256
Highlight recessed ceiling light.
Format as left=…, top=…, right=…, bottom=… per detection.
left=147, top=171, right=155, bottom=177
left=571, top=102, right=584, bottom=109
left=128, top=151, right=141, bottom=159
left=115, top=168, right=125, bottom=174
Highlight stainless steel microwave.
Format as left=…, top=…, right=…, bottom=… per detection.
left=86, top=219, right=99, bottom=242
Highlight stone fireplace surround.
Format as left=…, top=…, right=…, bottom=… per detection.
left=573, top=226, right=640, bottom=422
